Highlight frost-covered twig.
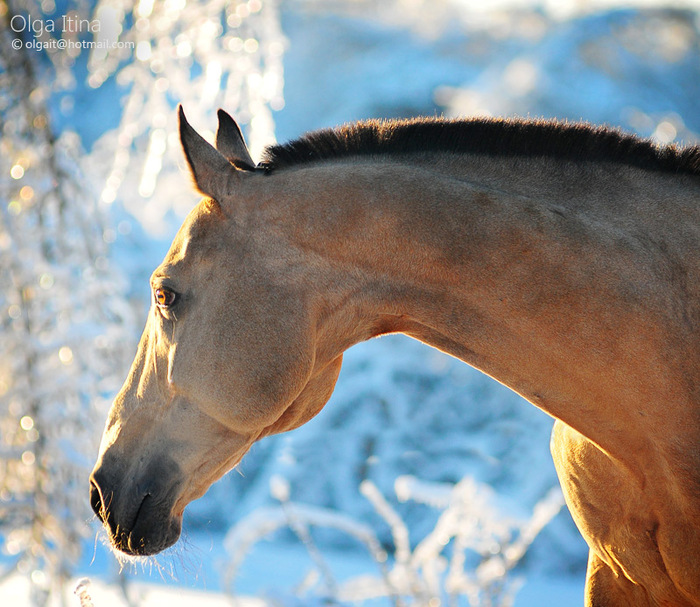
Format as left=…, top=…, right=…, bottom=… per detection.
left=87, top=0, right=285, bottom=233
left=0, top=1, right=286, bottom=604
left=361, top=480, right=411, bottom=566
left=74, top=578, right=94, bottom=607
left=223, top=501, right=390, bottom=601
left=501, top=487, right=565, bottom=570
left=224, top=475, right=563, bottom=607
left=0, top=4, right=137, bottom=603
left=395, top=475, right=452, bottom=510
left=272, top=475, right=339, bottom=599
left=401, top=476, right=564, bottom=607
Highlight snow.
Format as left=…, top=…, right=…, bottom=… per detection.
left=1, top=575, right=257, bottom=607
left=2, top=0, right=699, bottom=605
left=2, top=545, right=584, bottom=607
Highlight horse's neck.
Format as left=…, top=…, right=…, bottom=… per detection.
left=269, top=156, right=700, bottom=462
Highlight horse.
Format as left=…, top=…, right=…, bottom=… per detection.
left=90, top=106, right=700, bottom=606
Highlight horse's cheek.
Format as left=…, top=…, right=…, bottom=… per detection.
left=168, top=347, right=266, bottom=432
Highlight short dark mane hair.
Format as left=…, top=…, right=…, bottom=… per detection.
left=260, top=116, right=700, bottom=177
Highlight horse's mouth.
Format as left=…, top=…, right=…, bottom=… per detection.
left=110, top=495, right=183, bottom=556
left=99, top=495, right=183, bottom=556
left=116, top=514, right=182, bottom=557
left=90, top=458, right=184, bottom=556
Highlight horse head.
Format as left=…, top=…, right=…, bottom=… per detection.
left=89, top=108, right=344, bottom=555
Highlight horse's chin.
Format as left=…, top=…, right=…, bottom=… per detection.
left=109, top=512, right=183, bottom=557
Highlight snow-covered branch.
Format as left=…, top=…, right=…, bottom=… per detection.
left=224, top=475, right=563, bottom=606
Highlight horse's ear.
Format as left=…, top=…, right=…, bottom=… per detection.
left=178, top=105, right=238, bottom=201
left=216, top=109, right=255, bottom=169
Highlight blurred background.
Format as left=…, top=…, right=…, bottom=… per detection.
left=1, top=0, right=699, bottom=605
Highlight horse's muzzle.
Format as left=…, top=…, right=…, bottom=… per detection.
left=89, top=456, right=183, bottom=556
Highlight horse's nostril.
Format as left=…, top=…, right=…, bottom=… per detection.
left=90, top=479, right=105, bottom=521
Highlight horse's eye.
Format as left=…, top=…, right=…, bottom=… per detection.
left=154, top=287, right=177, bottom=308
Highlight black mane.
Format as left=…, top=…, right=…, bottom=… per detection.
left=260, top=116, right=700, bottom=177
